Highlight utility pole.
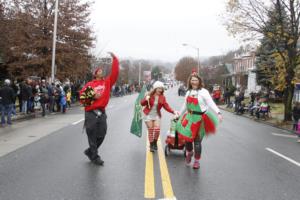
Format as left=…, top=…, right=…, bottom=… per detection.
left=51, top=0, right=59, bottom=83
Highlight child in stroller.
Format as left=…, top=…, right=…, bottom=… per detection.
left=165, top=119, right=186, bottom=157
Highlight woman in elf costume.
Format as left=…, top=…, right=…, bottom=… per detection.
left=176, top=73, right=223, bottom=169
left=141, top=81, right=179, bottom=152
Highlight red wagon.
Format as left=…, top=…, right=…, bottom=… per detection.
left=164, top=119, right=186, bottom=157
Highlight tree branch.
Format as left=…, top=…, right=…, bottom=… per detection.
left=249, top=0, right=268, bottom=27
left=280, top=0, right=292, bottom=12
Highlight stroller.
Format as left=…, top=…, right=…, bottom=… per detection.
left=164, top=119, right=186, bottom=157
left=33, top=94, right=41, bottom=110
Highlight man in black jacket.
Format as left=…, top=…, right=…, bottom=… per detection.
left=0, top=79, right=15, bottom=126
left=20, top=79, right=32, bottom=114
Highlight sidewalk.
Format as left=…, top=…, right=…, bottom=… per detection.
left=10, top=112, right=40, bottom=122
left=219, top=105, right=294, bottom=132
left=0, top=107, right=84, bottom=157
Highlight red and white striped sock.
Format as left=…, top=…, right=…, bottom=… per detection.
left=154, top=128, right=160, bottom=140
left=148, top=128, right=154, bottom=143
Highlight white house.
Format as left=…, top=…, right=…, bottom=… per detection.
left=233, top=51, right=261, bottom=95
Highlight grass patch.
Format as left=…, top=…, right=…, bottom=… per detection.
left=270, top=103, right=284, bottom=114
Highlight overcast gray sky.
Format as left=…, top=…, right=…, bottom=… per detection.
left=90, top=0, right=240, bottom=62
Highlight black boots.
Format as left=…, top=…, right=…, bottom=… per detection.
left=84, top=148, right=104, bottom=166
left=84, top=148, right=93, bottom=161
left=153, top=140, right=158, bottom=151
left=92, top=156, right=104, bottom=166
left=150, top=142, right=155, bottom=152
left=150, top=140, right=158, bottom=152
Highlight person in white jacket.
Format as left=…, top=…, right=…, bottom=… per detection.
left=176, top=73, right=223, bottom=169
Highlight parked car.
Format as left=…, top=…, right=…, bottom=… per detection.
left=178, top=85, right=186, bottom=96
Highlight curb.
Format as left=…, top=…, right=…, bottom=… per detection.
left=11, top=113, right=39, bottom=122
left=220, top=107, right=294, bottom=133
left=10, top=103, right=81, bottom=123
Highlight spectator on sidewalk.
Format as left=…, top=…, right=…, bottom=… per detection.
left=60, top=91, right=67, bottom=113
left=20, top=79, right=32, bottom=114
left=212, top=87, right=221, bottom=104
left=17, top=81, right=22, bottom=112
left=256, top=97, right=269, bottom=120
left=224, top=88, right=230, bottom=106
left=234, top=89, right=244, bottom=113
left=33, top=84, right=41, bottom=111
left=250, top=92, right=256, bottom=104
left=249, top=97, right=260, bottom=116
left=292, top=102, right=300, bottom=131
left=71, top=83, right=77, bottom=103
left=11, top=81, right=19, bottom=116
left=0, top=79, right=16, bottom=127
left=48, top=83, right=55, bottom=112
left=66, top=89, right=71, bottom=108
left=40, top=81, right=49, bottom=117
left=292, top=102, right=300, bottom=142
left=28, top=81, right=35, bottom=113
left=56, top=83, right=66, bottom=113
left=234, top=89, right=240, bottom=112
left=54, top=84, right=62, bottom=112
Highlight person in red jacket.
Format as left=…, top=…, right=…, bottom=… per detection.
left=80, top=52, right=119, bottom=165
left=141, top=81, right=179, bottom=152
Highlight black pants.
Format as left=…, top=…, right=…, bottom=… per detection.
left=18, top=96, right=22, bottom=112
left=40, top=97, right=47, bottom=116
left=186, top=134, right=202, bottom=159
left=293, top=117, right=299, bottom=131
left=225, top=97, right=230, bottom=105
left=85, top=111, right=107, bottom=160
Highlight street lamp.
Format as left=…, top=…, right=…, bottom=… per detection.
left=182, top=43, right=200, bottom=75
left=51, top=0, right=59, bottom=83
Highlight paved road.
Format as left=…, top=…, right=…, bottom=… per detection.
left=0, top=87, right=299, bottom=200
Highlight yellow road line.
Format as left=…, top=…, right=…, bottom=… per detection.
left=157, top=138, right=175, bottom=198
left=144, top=137, right=155, bottom=199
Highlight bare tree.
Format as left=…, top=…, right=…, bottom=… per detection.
left=175, top=57, right=198, bottom=83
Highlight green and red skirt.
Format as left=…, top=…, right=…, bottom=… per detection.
left=176, top=110, right=219, bottom=142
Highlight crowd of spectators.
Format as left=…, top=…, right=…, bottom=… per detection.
left=0, top=78, right=82, bottom=127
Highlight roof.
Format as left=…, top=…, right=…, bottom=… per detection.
left=234, top=51, right=256, bottom=60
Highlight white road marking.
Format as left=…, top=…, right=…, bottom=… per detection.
left=72, top=119, right=84, bottom=125
left=266, top=148, right=300, bottom=167
left=158, top=198, right=177, bottom=200
left=271, top=133, right=298, bottom=139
